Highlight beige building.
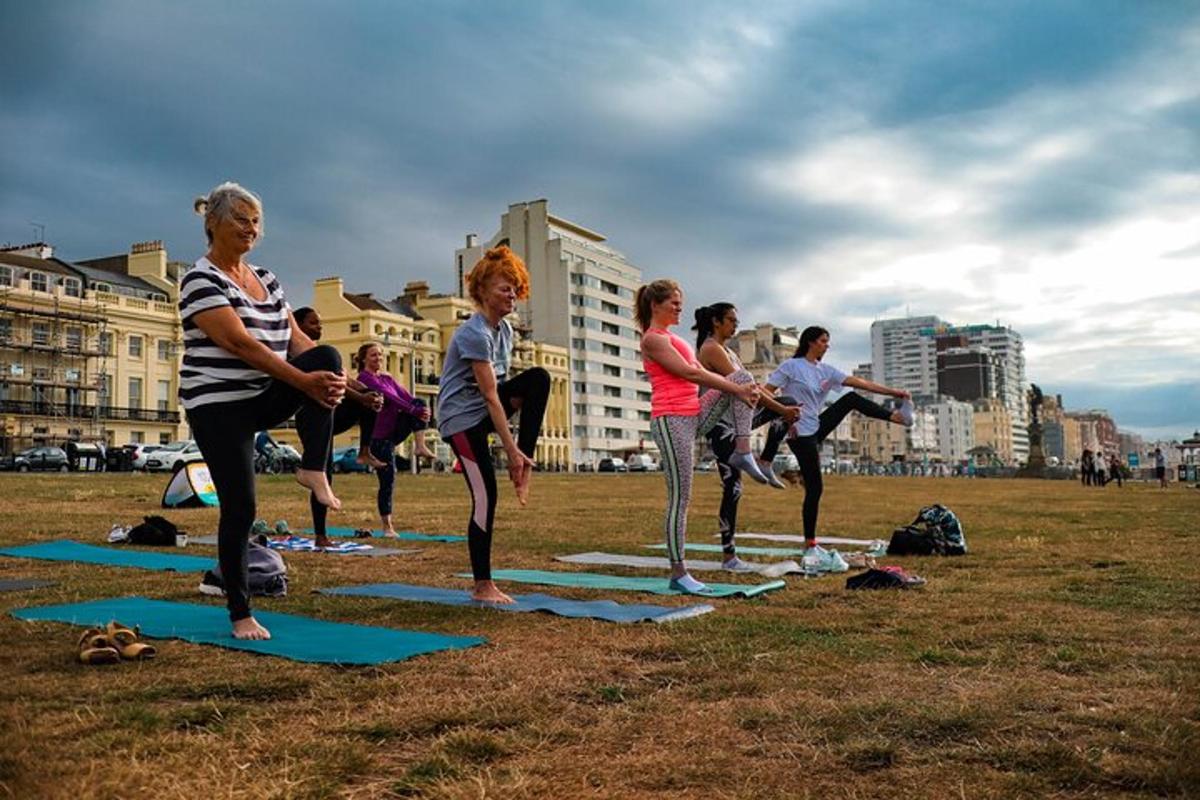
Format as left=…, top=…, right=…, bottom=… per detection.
left=854, top=415, right=906, bottom=465
left=972, top=398, right=1014, bottom=465
left=301, top=277, right=572, bottom=470
left=0, top=242, right=184, bottom=454
left=456, top=200, right=647, bottom=466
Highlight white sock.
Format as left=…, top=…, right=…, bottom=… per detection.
left=671, top=573, right=708, bottom=592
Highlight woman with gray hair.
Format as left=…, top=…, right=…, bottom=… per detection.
left=181, top=181, right=346, bottom=641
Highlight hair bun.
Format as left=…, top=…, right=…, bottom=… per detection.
left=193, top=197, right=209, bottom=216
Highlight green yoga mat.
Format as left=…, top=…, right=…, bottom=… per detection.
left=303, top=527, right=465, bottom=543
left=0, top=540, right=213, bottom=572
left=12, top=596, right=485, bottom=665
left=646, top=542, right=809, bottom=557
left=468, top=569, right=786, bottom=598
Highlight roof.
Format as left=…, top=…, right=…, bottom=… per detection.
left=344, top=292, right=423, bottom=320
left=0, top=252, right=77, bottom=277
left=61, top=259, right=161, bottom=294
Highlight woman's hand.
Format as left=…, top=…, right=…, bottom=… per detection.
left=417, top=406, right=431, bottom=423
left=367, top=391, right=384, bottom=412
left=736, top=381, right=759, bottom=407
left=893, top=388, right=911, bottom=399
left=781, top=405, right=802, bottom=425
left=302, top=370, right=347, bottom=409
left=506, top=447, right=534, bottom=486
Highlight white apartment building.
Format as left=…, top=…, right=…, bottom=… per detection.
left=927, top=397, right=976, bottom=463
left=455, top=200, right=649, bottom=465
left=869, top=315, right=943, bottom=395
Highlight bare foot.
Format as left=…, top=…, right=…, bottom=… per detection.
left=381, top=528, right=399, bottom=538
left=232, top=617, right=271, bottom=640
left=414, top=443, right=436, bottom=460
left=296, top=469, right=342, bottom=510
left=357, top=452, right=387, bottom=469
left=472, top=581, right=514, bottom=604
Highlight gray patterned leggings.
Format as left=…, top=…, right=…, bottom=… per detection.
left=650, top=369, right=756, bottom=565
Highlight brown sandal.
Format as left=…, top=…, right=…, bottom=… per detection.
left=78, top=628, right=120, bottom=665
left=106, top=621, right=157, bottom=660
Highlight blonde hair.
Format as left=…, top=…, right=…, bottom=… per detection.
left=193, top=181, right=263, bottom=244
left=634, top=279, right=681, bottom=331
left=464, top=246, right=530, bottom=306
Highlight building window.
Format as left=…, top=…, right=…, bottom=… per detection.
left=99, top=332, right=113, bottom=355
left=603, top=364, right=620, bottom=378
left=637, top=391, right=651, bottom=403
left=573, top=403, right=588, bottom=416
left=604, top=406, right=623, bottom=419
left=160, top=432, right=171, bottom=445
left=350, top=323, right=360, bottom=333
left=97, top=374, right=111, bottom=412
left=130, top=431, right=144, bottom=444
left=601, top=280, right=619, bottom=295
left=601, top=301, right=620, bottom=316
left=32, top=322, right=50, bottom=346
left=601, top=322, right=620, bottom=336
left=638, top=410, right=651, bottom=421
left=0, top=317, right=11, bottom=341
left=157, top=379, right=171, bottom=412
left=157, top=340, right=171, bottom=360
left=128, top=335, right=143, bottom=358
left=0, top=266, right=13, bottom=286
left=63, top=277, right=82, bottom=297
left=128, top=377, right=143, bottom=410
left=65, top=327, right=82, bottom=350
left=30, top=272, right=49, bottom=292
left=603, top=385, right=621, bottom=398
left=602, top=343, right=620, bottom=357
left=605, top=427, right=624, bottom=439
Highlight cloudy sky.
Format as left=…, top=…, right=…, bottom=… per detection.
left=2, top=1, right=1198, bottom=439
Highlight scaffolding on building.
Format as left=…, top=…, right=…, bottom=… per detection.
left=0, top=288, right=110, bottom=454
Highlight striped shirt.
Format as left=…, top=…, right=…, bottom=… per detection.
left=178, top=257, right=292, bottom=410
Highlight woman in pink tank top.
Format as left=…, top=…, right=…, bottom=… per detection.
left=636, top=279, right=768, bottom=595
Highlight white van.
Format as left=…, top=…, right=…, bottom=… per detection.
left=627, top=454, right=659, bottom=472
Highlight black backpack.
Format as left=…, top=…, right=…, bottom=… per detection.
left=887, top=505, right=967, bottom=556
left=127, top=515, right=182, bottom=547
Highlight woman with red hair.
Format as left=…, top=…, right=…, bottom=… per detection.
left=438, top=246, right=549, bottom=603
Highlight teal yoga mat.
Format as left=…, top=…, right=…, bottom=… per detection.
left=303, top=527, right=465, bottom=543
left=470, top=569, right=786, bottom=598
left=0, top=540, right=213, bottom=572
left=321, top=583, right=714, bottom=623
left=12, top=597, right=485, bottom=665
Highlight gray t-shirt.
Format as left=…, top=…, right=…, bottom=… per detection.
left=766, top=358, right=848, bottom=437
left=437, top=313, right=513, bottom=438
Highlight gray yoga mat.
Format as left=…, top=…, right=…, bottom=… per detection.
left=648, top=542, right=809, bottom=557
left=319, top=583, right=714, bottom=624
left=0, top=579, right=56, bottom=592
left=731, top=532, right=885, bottom=547
left=188, top=535, right=419, bottom=557
left=473, top=569, right=787, bottom=598
left=556, top=552, right=803, bottom=579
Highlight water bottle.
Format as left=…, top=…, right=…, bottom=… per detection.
left=802, top=553, right=820, bottom=579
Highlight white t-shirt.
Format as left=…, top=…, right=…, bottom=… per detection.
left=766, top=358, right=848, bottom=436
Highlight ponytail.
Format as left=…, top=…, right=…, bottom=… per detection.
left=692, top=302, right=735, bottom=350
left=634, top=279, right=680, bottom=332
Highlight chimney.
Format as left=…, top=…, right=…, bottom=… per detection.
left=466, top=234, right=478, bottom=248
left=403, top=280, right=430, bottom=301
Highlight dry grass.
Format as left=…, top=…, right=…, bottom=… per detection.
left=0, top=471, right=1197, bottom=799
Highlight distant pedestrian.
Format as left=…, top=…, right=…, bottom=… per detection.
left=1080, top=449, right=1093, bottom=486
left=1154, top=447, right=1167, bottom=488
left=1108, top=454, right=1123, bottom=487
left=1094, top=450, right=1107, bottom=487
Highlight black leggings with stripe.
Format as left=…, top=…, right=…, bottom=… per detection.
left=444, top=368, right=549, bottom=580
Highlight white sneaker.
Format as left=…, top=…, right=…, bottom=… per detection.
left=722, top=556, right=757, bottom=572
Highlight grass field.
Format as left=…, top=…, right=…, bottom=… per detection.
left=0, top=471, right=1197, bottom=799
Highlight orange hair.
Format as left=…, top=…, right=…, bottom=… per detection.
left=465, top=245, right=531, bottom=306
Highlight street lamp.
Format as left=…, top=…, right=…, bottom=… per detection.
left=382, top=330, right=419, bottom=476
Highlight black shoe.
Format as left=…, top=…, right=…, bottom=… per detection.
left=198, top=570, right=226, bottom=597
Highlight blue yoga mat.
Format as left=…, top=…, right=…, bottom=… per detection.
left=12, top=596, right=485, bottom=665
left=303, top=527, right=465, bottom=543
left=469, top=569, right=786, bottom=598
left=320, top=583, right=714, bottom=624
left=0, top=540, right=213, bottom=572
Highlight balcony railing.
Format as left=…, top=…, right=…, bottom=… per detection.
left=0, top=399, right=180, bottom=423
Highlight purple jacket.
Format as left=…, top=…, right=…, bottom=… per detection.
left=357, top=371, right=425, bottom=440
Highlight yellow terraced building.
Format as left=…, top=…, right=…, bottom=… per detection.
left=273, top=277, right=572, bottom=471
left=0, top=241, right=186, bottom=455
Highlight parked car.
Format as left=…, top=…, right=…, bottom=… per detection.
left=597, top=457, right=628, bottom=473
left=125, top=443, right=163, bottom=471
left=145, top=440, right=202, bottom=472
left=255, top=442, right=302, bottom=474
left=332, top=445, right=371, bottom=474
left=771, top=453, right=799, bottom=475
left=695, top=457, right=717, bottom=472
left=626, top=454, right=659, bottom=472
left=1, top=446, right=70, bottom=472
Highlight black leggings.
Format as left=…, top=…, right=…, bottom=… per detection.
left=709, top=396, right=798, bottom=556
left=310, top=399, right=377, bottom=540
left=188, top=344, right=341, bottom=622
left=786, top=392, right=893, bottom=545
left=370, top=414, right=428, bottom=516
left=444, top=367, right=549, bottom=580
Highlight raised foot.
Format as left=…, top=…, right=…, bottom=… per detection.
left=357, top=452, right=388, bottom=469
left=232, top=617, right=271, bottom=640
left=472, top=581, right=515, bottom=604
left=514, top=463, right=532, bottom=506
left=296, top=469, right=342, bottom=510
left=414, top=443, right=437, bottom=460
